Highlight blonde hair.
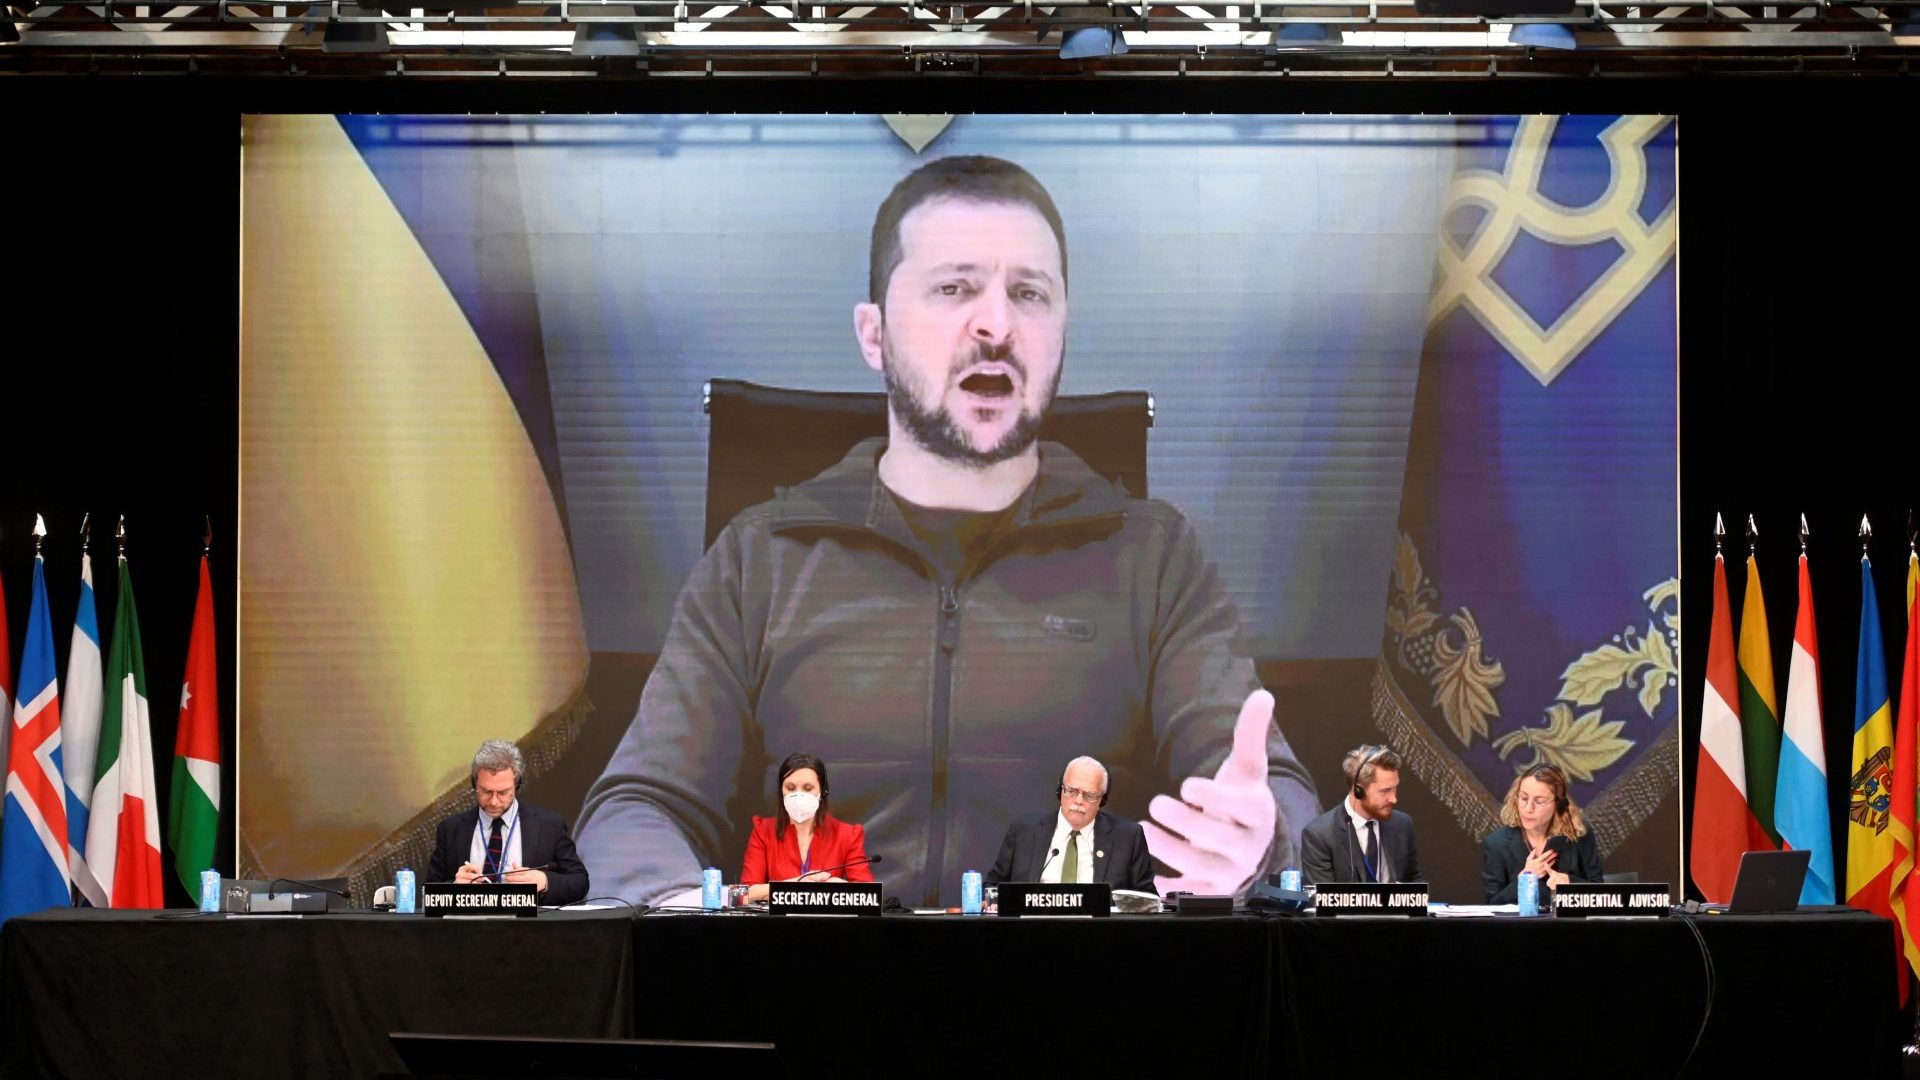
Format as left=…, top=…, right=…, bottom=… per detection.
left=1497, top=764, right=1588, bottom=839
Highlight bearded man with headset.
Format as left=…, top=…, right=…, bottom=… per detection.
left=985, top=755, right=1156, bottom=892
left=1299, top=744, right=1422, bottom=885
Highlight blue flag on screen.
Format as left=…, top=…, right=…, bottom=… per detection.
left=1373, top=116, right=1679, bottom=853
left=2, top=555, right=74, bottom=924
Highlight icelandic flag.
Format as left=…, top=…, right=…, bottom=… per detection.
left=1, top=553, right=75, bottom=923
left=61, top=552, right=107, bottom=906
left=1774, top=551, right=1833, bottom=904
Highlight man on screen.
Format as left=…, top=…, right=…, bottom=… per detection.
left=1299, top=744, right=1421, bottom=885
left=576, top=154, right=1316, bottom=907
left=986, top=756, right=1155, bottom=892
left=427, top=740, right=591, bottom=906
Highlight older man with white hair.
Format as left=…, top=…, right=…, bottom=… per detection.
left=985, top=755, right=1155, bottom=892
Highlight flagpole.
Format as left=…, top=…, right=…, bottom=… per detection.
left=1908, top=510, right=1920, bottom=1061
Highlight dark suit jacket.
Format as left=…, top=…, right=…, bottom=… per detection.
left=985, top=810, right=1156, bottom=894
left=1481, top=825, right=1603, bottom=903
left=426, top=802, right=590, bottom=907
left=1299, top=803, right=1421, bottom=885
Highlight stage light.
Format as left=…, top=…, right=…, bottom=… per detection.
left=322, top=4, right=390, bottom=53
left=1273, top=23, right=1333, bottom=42
left=1058, top=25, right=1127, bottom=58
left=1509, top=22, right=1576, bottom=47
left=572, top=21, right=641, bottom=56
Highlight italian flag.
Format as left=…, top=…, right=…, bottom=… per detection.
left=168, top=555, right=221, bottom=893
left=86, top=555, right=164, bottom=908
left=1690, top=552, right=1758, bottom=902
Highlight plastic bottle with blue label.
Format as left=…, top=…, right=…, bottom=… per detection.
left=396, top=868, right=417, bottom=913
left=702, top=867, right=724, bottom=910
left=1517, top=871, right=1539, bottom=916
left=961, top=871, right=983, bottom=914
left=199, top=869, right=221, bottom=913
left=1279, top=868, right=1302, bottom=893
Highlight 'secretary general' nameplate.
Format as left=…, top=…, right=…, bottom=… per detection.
left=1551, top=883, right=1672, bottom=918
left=1312, top=883, right=1429, bottom=917
left=420, top=882, right=539, bottom=917
left=768, top=880, right=885, bottom=916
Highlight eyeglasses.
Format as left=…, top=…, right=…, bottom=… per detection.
left=477, top=787, right=517, bottom=803
left=1059, top=785, right=1103, bottom=804
left=1515, top=794, right=1557, bottom=810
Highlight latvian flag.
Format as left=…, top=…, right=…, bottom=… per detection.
left=1, top=552, right=75, bottom=923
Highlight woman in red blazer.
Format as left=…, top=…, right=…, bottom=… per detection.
left=742, top=752, right=876, bottom=902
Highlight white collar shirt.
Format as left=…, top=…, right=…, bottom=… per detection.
left=1042, top=810, right=1098, bottom=885
left=1343, top=797, right=1389, bottom=883
left=468, top=800, right=524, bottom=878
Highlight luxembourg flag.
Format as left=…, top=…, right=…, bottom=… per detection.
left=61, top=551, right=107, bottom=907
left=1774, top=549, right=1833, bottom=904
left=1, top=546, right=75, bottom=924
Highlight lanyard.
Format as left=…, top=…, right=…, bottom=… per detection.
left=480, top=807, right=519, bottom=879
left=1355, top=821, right=1378, bottom=882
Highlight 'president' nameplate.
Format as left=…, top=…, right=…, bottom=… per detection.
left=1552, top=883, right=1672, bottom=918
left=1312, top=883, right=1428, bottom=917
left=420, top=882, right=539, bottom=917
left=768, top=880, right=884, bottom=916
left=995, top=882, right=1113, bottom=917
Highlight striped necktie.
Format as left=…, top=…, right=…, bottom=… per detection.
left=486, top=816, right=505, bottom=878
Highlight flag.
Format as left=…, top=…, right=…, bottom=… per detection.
left=1775, top=550, right=1834, bottom=904
left=1692, top=552, right=1756, bottom=902
left=2, top=554, right=74, bottom=923
left=1893, top=554, right=1920, bottom=975
left=0, top=562, right=13, bottom=822
left=1737, top=554, right=1782, bottom=850
left=86, top=555, right=164, bottom=908
left=60, top=551, right=106, bottom=906
left=1846, top=554, right=1905, bottom=1003
left=168, top=554, right=221, bottom=894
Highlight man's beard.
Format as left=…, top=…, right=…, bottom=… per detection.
left=882, top=338, right=1063, bottom=469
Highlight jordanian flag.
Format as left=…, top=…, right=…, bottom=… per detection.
left=1691, top=551, right=1755, bottom=902
left=1737, top=553, right=1782, bottom=849
left=168, top=554, right=221, bottom=893
left=87, top=554, right=164, bottom=908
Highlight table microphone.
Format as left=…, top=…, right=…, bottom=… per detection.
left=266, top=877, right=353, bottom=902
left=1037, top=847, right=1062, bottom=879
left=801, top=854, right=883, bottom=879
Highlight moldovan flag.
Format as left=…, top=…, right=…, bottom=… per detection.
left=168, top=554, right=220, bottom=893
left=1691, top=552, right=1755, bottom=902
left=86, top=555, right=163, bottom=908
left=1774, top=551, right=1833, bottom=904
left=1, top=555, right=73, bottom=923
left=1846, top=555, right=1903, bottom=1002
left=1892, top=554, right=1920, bottom=977
left=61, top=552, right=107, bottom=906
left=1737, top=554, right=1782, bottom=849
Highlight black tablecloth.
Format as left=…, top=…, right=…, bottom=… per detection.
left=1271, top=908, right=1900, bottom=1079
left=629, top=911, right=1276, bottom=1076
left=2, top=908, right=634, bottom=1080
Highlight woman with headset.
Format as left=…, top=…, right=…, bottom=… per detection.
left=1481, top=763, right=1604, bottom=903
left=740, top=752, right=876, bottom=902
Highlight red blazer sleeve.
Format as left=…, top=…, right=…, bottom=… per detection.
left=741, top=816, right=775, bottom=884
left=840, top=821, right=875, bottom=882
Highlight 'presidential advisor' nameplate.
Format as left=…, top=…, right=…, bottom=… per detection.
left=1552, top=883, right=1672, bottom=918
left=768, top=880, right=884, bottom=916
left=995, top=882, right=1113, bottom=918
left=419, top=883, right=539, bottom=917
left=1312, top=883, right=1428, bottom=917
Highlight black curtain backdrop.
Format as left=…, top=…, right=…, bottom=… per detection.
left=2, top=79, right=1916, bottom=907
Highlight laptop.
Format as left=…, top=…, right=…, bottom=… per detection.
left=1725, top=849, right=1812, bottom=914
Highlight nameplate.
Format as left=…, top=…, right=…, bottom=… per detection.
left=1552, top=883, right=1672, bottom=918
left=995, top=882, right=1113, bottom=917
left=419, top=883, right=539, bottom=917
left=1312, top=883, right=1429, bottom=917
left=767, top=880, right=884, bottom=916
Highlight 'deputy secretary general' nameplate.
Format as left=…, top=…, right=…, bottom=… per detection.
left=1312, top=883, right=1429, bottom=917
left=1551, top=883, right=1672, bottom=918
left=995, top=882, right=1113, bottom=917
left=420, top=882, right=540, bottom=917
left=768, top=880, right=885, bottom=916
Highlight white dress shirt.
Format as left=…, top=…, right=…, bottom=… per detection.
left=1041, top=811, right=1098, bottom=884
left=1343, top=796, right=1389, bottom=883
left=467, top=800, right=524, bottom=878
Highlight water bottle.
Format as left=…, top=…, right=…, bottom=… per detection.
left=702, top=867, right=724, bottom=910
left=396, top=868, right=417, bottom=914
left=198, top=869, right=221, bottom=913
left=1279, top=868, right=1302, bottom=893
left=961, top=870, right=983, bottom=914
left=1517, top=871, right=1539, bottom=916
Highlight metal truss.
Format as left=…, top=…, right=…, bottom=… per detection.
left=4, top=0, right=1918, bottom=74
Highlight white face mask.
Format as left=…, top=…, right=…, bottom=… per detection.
left=784, top=790, right=820, bottom=824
